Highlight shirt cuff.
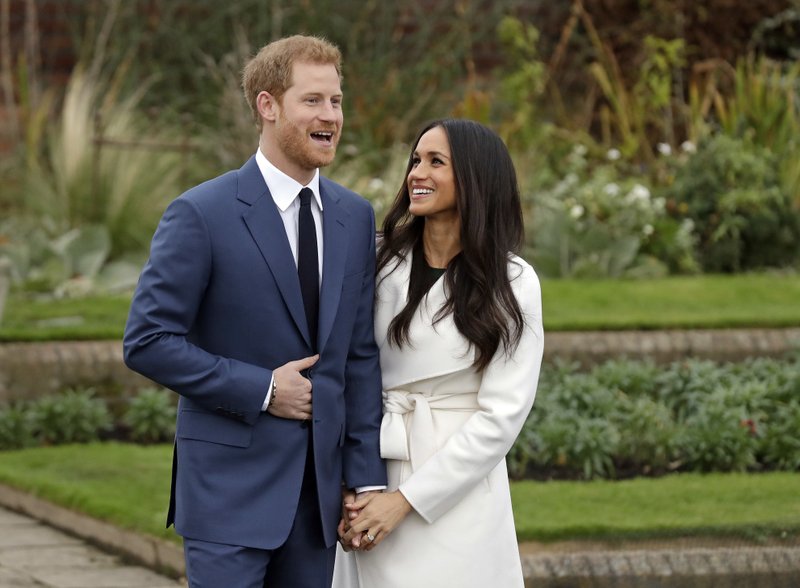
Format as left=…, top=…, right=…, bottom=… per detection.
left=355, top=485, right=386, bottom=494
left=262, top=375, right=274, bottom=412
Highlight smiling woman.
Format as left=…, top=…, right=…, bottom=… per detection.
left=333, top=119, right=543, bottom=588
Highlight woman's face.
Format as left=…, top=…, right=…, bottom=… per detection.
left=406, top=126, right=457, bottom=221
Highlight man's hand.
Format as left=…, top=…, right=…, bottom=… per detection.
left=338, top=489, right=357, bottom=552
left=341, top=490, right=383, bottom=550
left=267, top=355, right=319, bottom=420
left=342, top=491, right=412, bottom=551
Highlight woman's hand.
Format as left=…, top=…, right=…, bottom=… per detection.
left=341, top=491, right=413, bottom=551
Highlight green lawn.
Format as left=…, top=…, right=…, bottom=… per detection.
left=2, top=273, right=800, bottom=341
left=542, top=273, right=800, bottom=330
left=512, top=473, right=800, bottom=542
left=0, top=443, right=797, bottom=544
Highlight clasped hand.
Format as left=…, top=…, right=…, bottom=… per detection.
left=338, top=489, right=412, bottom=552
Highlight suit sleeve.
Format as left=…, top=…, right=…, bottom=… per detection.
left=123, top=197, right=269, bottom=424
left=398, top=263, right=544, bottom=522
left=341, top=205, right=388, bottom=488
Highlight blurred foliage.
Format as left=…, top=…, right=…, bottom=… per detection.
left=123, top=387, right=177, bottom=444
left=509, top=355, right=800, bottom=480
left=2, top=0, right=800, bottom=289
left=665, top=134, right=800, bottom=272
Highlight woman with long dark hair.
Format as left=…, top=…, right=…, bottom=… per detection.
left=334, top=119, right=544, bottom=587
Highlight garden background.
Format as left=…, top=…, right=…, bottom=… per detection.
left=0, top=0, right=799, bottom=575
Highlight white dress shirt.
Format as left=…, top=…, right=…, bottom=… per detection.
left=256, top=149, right=323, bottom=412
left=255, top=150, right=384, bottom=494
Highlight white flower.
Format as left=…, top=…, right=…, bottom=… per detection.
left=603, top=183, right=620, bottom=196
left=569, top=204, right=584, bottom=219
left=657, top=142, right=672, bottom=156
left=573, top=144, right=588, bottom=157
left=642, top=224, right=654, bottom=236
left=654, top=197, right=666, bottom=212
left=368, top=178, right=384, bottom=191
left=606, top=148, right=621, bottom=161
left=681, top=140, right=697, bottom=154
left=628, top=184, right=651, bottom=202
left=565, top=172, right=579, bottom=186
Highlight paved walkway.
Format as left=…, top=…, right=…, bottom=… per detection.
left=0, top=506, right=183, bottom=588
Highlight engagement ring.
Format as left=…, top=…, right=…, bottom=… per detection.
left=366, top=533, right=375, bottom=542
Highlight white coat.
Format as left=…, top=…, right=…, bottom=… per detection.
left=334, top=252, right=544, bottom=588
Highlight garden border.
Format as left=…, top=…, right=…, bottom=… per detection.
left=2, top=328, right=799, bottom=402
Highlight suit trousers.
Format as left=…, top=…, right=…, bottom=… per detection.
left=183, top=426, right=336, bottom=588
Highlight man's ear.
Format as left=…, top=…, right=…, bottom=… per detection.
left=257, top=91, right=278, bottom=123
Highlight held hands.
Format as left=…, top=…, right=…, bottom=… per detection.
left=337, top=489, right=360, bottom=552
left=267, top=355, right=319, bottom=420
left=340, top=491, right=412, bottom=551
left=338, top=489, right=383, bottom=551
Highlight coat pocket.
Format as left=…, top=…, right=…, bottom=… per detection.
left=176, top=409, right=254, bottom=448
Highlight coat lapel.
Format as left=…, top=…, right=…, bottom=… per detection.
left=376, top=254, right=475, bottom=390
left=318, top=181, right=348, bottom=353
left=238, top=157, right=310, bottom=346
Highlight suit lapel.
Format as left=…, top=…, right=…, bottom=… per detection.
left=318, top=181, right=348, bottom=353
left=238, top=157, right=311, bottom=346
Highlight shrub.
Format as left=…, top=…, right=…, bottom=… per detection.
left=532, top=411, right=620, bottom=479
left=0, top=404, right=37, bottom=450
left=679, top=399, right=759, bottom=472
left=30, top=388, right=112, bottom=444
left=517, top=355, right=800, bottom=479
left=123, top=388, right=176, bottom=444
left=613, top=396, right=679, bottom=473
left=667, top=134, right=800, bottom=272
left=758, top=400, right=800, bottom=470
left=530, top=144, right=696, bottom=278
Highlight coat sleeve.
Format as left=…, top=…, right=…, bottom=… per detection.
left=122, top=196, right=269, bottom=424
left=341, top=204, right=388, bottom=488
left=398, top=261, right=544, bottom=523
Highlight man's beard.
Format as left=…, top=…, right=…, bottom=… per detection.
left=276, top=117, right=338, bottom=171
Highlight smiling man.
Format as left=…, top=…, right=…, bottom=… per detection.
left=123, top=35, right=386, bottom=588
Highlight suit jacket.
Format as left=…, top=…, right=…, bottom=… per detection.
left=123, top=156, right=386, bottom=549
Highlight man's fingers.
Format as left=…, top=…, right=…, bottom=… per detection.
left=290, top=354, right=319, bottom=371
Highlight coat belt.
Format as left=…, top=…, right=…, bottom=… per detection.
left=380, top=389, right=479, bottom=470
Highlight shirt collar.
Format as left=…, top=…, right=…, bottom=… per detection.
left=255, top=148, right=323, bottom=212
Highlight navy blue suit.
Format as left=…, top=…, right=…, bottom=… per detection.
left=123, top=156, right=386, bottom=581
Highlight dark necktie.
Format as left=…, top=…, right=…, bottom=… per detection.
left=297, top=188, right=319, bottom=351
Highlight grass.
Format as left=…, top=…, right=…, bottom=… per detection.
left=0, top=443, right=797, bottom=544
left=541, top=273, right=800, bottom=331
left=0, top=443, right=175, bottom=541
left=511, top=473, right=800, bottom=542
left=0, top=294, right=130, bottom=341
left=2, top=273, right=800, bottom=341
